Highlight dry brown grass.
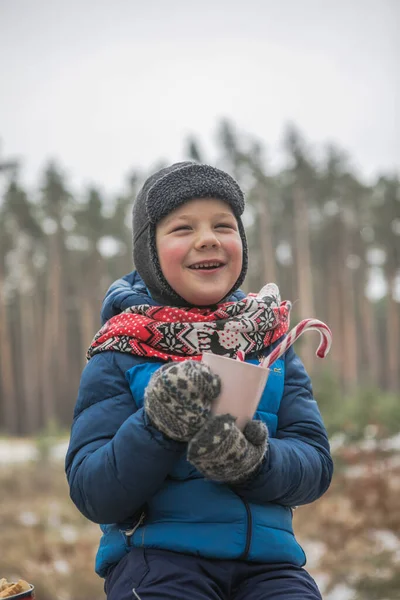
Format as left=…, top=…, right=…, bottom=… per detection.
left=1, top=442, right=399, bottom=600
left=295, top=444, right=400, bottom=598
left=0, top=461, right=104, bottom=600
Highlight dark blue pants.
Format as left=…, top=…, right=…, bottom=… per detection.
left=105, top=548, right=322, bottom=600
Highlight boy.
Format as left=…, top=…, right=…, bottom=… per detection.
left=66, top=162, right=333, bottom=599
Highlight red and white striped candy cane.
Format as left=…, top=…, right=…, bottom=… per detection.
left=260, top=319, right=332, bottom=369
left=236, top=350, right=245, bottom=362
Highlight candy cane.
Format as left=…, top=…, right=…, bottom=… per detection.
left=260, top=319, right=332, bottom=368
left=236, top=350, right=245, bottom=362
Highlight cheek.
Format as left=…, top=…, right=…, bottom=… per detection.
left=226, top=237, right=243, bottom=267
left=158, top=239, right=187, bottom=273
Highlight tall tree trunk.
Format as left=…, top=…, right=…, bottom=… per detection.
left=358, top=273, right=380, bottom=386
left=19, top=285, right=41, bottom=433
left=386, top=274, right=399, bottom=392
left=337, top=225, right=359, bottom=390
left=326, top=252, right=343, bottom=379
left=41, top=233, right=60, bottom=426
left=258, top=198, right=277, bottom=284
left=54, top=230, right=69, bottom=416
left=292, top=187, right=315, bottom=368
left=0, top=259, right=18, bottom=433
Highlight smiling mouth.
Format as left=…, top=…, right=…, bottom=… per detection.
left=188, top=261, right=225, bottom=270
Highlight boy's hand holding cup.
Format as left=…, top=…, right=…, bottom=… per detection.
left=145, top=354, right=269, bottom=484
left=187, top=354, right=269, bottom=483
left=144, top=360, right=221, bottom=442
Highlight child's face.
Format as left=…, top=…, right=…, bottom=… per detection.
left=156, top=197, right=243, bottom=306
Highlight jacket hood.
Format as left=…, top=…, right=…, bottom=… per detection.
left=101, top=270, right=246, bottom=325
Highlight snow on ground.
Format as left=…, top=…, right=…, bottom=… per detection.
left=0, top=438, right=69, bottom=464
left=302, top=540, right=355, bottom=599
left=1, top=433, right=398, bottom=466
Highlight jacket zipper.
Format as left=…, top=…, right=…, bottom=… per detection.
left=238, top=496, right=252, bottom=560
left=124, top=511, right=146, bottom=547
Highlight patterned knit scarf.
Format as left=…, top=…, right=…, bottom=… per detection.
left=87, top=283, right=291, bottom=362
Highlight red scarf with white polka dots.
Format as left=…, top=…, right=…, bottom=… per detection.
left=87, top=284, right=290, bottom=362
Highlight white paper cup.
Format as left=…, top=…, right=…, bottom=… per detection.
left=202, top=353, right=269, bottom=430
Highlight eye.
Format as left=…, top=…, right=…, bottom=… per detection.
left=216, top=223, right=235, bottom=229
left=172, top=225, right=191, bottom=232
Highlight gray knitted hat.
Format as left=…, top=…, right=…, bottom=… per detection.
left=132, top=161, right=248, bottom=306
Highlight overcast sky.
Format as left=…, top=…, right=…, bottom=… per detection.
left=1, top=0, right=399, bottom=195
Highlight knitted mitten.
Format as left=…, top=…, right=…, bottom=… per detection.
left=187, top=414, right=268, bottom=483
left=144, top=361, right=221, bottom=442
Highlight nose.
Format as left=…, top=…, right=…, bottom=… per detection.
left=194, top=227, right=221, bottom=250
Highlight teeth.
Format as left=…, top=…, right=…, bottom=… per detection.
left=191, top=262, right=221, bottom=269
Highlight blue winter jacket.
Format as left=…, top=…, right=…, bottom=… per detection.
left=65, top=271, right=333, bottom=577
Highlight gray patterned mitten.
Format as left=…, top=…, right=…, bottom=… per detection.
left=144, top=361, right=221, bottom=442
left=187, top=414, right=268, bottom=483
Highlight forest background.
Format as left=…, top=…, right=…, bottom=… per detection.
left=1, top=1, right=399, bottom=598
left=1, top=121, right=399, bottom=600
